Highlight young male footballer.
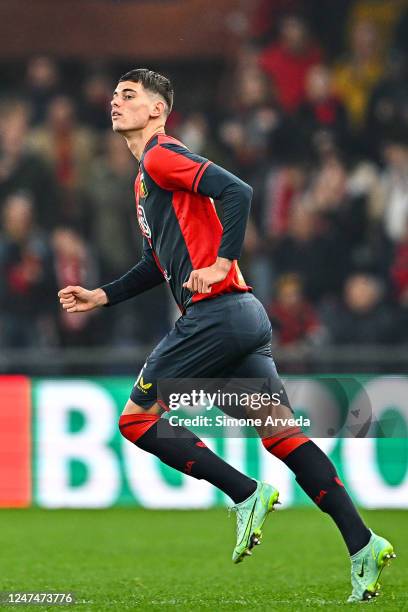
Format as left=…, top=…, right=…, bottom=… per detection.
left=58, top=69, right=395, bottom=602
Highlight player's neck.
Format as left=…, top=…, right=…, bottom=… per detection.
left=125, top=125, right=166, bottom=161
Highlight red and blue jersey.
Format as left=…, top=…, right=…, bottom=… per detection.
left=102, top=133, right=253, bottom=311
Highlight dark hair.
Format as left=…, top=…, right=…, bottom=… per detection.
left=118, top=68, right=174, bottom=115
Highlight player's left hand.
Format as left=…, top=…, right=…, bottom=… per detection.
left=183, top=257, right=232, bottom=293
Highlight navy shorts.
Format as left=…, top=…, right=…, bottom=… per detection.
left=130, top=292, right=284, bottom=409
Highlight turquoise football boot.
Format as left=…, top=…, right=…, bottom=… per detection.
left=348, top=530, right=396, bottom=602
left=230, top=480, right=280, bottom=564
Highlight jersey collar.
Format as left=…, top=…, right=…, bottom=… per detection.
left=141, top=131, right=166, bottom=160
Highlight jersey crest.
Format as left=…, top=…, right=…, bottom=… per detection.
left=139, top=174, right=149, bottom=198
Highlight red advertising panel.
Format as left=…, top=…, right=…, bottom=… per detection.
left=0, top=376, right=31, bottom=507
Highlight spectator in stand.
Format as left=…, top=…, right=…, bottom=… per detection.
left=0, top=193, right=57, bottom=348
left=267, top=273, right=323, bottom=347
left=391, top=223, right=408, bottom=303
left=24, top=56, right=60, bottom=126
left=305, top=155, right=368, bottom=256
left=263, top=158, right=308, bottom=239
left=364, top=53, right=408, bottom=160
left=378, top=133, right=408, bottom=243
left=391, top=222, right=408, bottom=341
left=177, top=112, right=227, bottom=165
left=28, top=95, right=97, bottom=194
left=346, top=158, right=393, bottom=280
left=250, top=0, right=304, bottom=44
left=258, top=14, right=322, bottom=114
left=52, top=227, right=101, bottom=346
left=27, top=95, right=98, bottom=231
left=394, top=3, right=408, bottom=56
left=218, top=66, right=282, bottom=178
left=350, top=0, right=406, bottom=54
left=333, top=19, right=384, bottom=129
left=0, top=100, right=59, bottom=230
left=305, top=155, right=391, bottom=282
left=80, top=72, right=112, bottom=132
left=272, top=205, right=346, bottom=302
left=297, top=64, right=351, bottom=158
left=321, top=273, right=398, bottom=345
left=84, top=131, right=138, bottom=277
left=250, top=0, right=352, bottom=59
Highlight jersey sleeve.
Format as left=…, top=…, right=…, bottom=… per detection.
left=144, top=141, right=253, bottom=261
left=143, top=142, right=211, bottom=192
left=196, top=163, right=253, bottom=260
left=101, top=238, right=165, bottom=306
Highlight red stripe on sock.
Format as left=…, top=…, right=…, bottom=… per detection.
left=119, top=413, right=160, bottom=443
left=262, top=427, right=309, bottom=459
left=262, top=426, right=303, bottom=450
left=268, top=436, right=309, bottom=459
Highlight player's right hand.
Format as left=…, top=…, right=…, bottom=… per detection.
left=58, top=286, right=108, bottom=313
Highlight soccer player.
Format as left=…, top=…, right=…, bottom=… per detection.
left=58, top=69, right=395, bottom=601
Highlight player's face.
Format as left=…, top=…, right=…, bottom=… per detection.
left=111, top=81, right=155, bottom=133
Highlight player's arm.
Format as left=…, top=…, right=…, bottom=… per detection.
left=144, top=143, right=253, bottom=293
left=184, top=162, right=253, bottom=293
left=58, top=239, right=165, bottom=312
left=197, top=163, right=253, bottom=261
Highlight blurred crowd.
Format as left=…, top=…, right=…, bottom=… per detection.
left=2, top=0, right=408, bottom=355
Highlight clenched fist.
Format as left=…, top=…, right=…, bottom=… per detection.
left=58, top=286, right=108, bottom=313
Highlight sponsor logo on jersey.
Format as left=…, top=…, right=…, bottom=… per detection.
left=134, top=364, right=152, bottom=394
left=136, top=376, right=153, bottom=394
left=137, top=202, right=151, bottom=238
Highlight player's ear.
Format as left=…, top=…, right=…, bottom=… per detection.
left=151, top=99, right=166, bottom=118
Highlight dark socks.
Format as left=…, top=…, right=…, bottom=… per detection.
left=282, top=441, right=371, bottom=555
left=135, top=418, right=256, bottom=504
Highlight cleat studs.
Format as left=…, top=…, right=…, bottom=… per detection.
left=391, top=553, right=397, bottom=558
left=249, top=533, right=262, bottom=549
left=374, top=592, right=379, bottom=597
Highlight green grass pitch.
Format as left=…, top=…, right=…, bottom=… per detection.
left=0, top=507, right=405, bottom=611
